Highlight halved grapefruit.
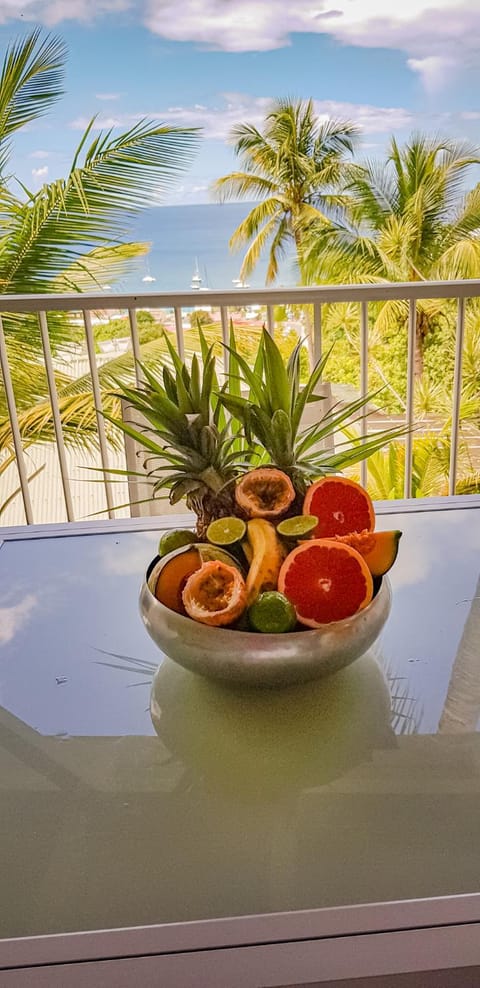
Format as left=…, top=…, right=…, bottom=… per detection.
left=303, top=476, right=375, bottom=539
left=278, top=539, right=373, bottom=627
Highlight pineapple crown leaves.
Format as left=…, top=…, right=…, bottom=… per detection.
left=106, top=330, right=222, bottom=452
left=218, top=326, right=332, bottom=465
left=217, top=325, right=409, bottom=482
left=103, top=331, right=248, bottom=499
left=101, top=320, right=411, bottom=512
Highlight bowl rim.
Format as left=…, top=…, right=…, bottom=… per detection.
left=141, top=553, right=392, bottom=641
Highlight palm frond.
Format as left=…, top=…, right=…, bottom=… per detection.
left=0, top=118, right=199, bottom=293
left=49, top=241, right=150, bottom=293
left=0, top=30, right=66, bottom=172
left=236, top=213, right=284, bottom=281
left=211, top=172, right=277, bottom=202
left=229, top=198, right=283, bottom=249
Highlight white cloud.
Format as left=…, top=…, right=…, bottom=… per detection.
left=0, top=594, right=37, bottom=646
left=96, top=92, right=122, bottom=100
left=0, top=0, right=130, bottom=25
left=70, top=92, right=413, bottom=140
left=407, top=56, right=456, bottom=94
left=0, top=1, right=477, bottom=91
left=71, top=114, right=121, bottom=129
left=30, top=149, right=51, bottom=159
left=141, top=0, right=480, bottom=89
left=32, top=165, right=48, bottom=178
left=100, top=532, right=160, bottom=575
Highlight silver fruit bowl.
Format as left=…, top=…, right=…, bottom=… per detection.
left=139, top=552, right=392, bottom=688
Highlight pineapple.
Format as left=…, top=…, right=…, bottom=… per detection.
left=109, top=334, right=249, bottom=536
left=219, top=328, right=407, bottom=500
left=109, top=327, right=406, bottom=532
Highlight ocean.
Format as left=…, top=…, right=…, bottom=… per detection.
left=123, top=202, right=297, bottom=294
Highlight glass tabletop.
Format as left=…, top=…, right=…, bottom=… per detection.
left=0, top=501, right=479, bottom=942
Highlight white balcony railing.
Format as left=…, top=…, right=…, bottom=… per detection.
left=0, top=279, right=477, bottom=526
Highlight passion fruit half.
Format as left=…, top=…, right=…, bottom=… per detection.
left=235, top=467, right=295, bottom=520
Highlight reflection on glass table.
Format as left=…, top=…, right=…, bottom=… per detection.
left=0, top=500, right=480, bottom=950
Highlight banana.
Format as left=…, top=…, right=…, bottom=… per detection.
left=241, top=539, right=253, bottom=566
left=245, top=518, right=286, bottom=605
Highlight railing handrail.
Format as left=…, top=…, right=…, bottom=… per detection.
left=1, top=278, right=480, bottom=312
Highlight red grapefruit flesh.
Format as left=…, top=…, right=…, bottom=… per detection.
left=278, top=539, right=373, bottom=627
left=303, top=477, right=375, bottom=539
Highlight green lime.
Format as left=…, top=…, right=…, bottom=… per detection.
left=206, top=515, right=247, bottom=547
left=248, top=591, right=297, bottom=634
left=277, top=514, right=318, bottom=538
left=158, top=529, right=196, bottom=557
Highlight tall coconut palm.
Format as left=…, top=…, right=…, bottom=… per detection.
left=212, top=98, right=359, bottom=283
left=302, top=134, right=480, bottom=375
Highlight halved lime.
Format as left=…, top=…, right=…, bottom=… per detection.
left=277, top=514, right=318, bottom=539
left=206, top=516, right=247, bottom=547
left=158, top=529, right=196, bottom=557
left=248, top=591, right=297, bottom=634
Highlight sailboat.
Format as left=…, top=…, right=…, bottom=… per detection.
left=232, top=274, right=250, bottom=288
left=191, top=258, right=202, bottom=290
left=142, top=260, right=156, bottom=283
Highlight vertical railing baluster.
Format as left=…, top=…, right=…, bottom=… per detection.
left=38, top=310, right=75, bottom=522
left=313, top=303, right=322, bottom=365
left=83, top=310, right=115, bottom=519
left=174, top=307, right=185, bottom=361
left=266, top=305, right=274, bottom=336
left=360, top=301, right=369, bottom=489
left=0, top=314, right=34, bottom=524
left=404, top=298, right=416, bottom=498
left=128, top=308, right=142, bottom=387
left=448, top=297, right=466, bottom=495
left=220, top=306, right=229, bottom=376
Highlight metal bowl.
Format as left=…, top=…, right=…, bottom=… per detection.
left=139, top=554, right=392, bottom=688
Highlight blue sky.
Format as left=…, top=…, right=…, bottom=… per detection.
left=3, top=0, right=480, bottom=203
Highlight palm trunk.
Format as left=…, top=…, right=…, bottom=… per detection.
left=293, top=226, right=315, bottom=369
left=414, top=310, right=429, bottom=379
left=414, top=331, right=424, bottom=378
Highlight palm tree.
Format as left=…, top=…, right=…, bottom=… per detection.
left=212, top=98, right=359, bottom=283
left=350, top=431, right=480, bottom=499
left=0, top=29, right=199, bottom=456
left=0, top=31, right=198, bottom=299
left=302, top=134, right=480, bottom=375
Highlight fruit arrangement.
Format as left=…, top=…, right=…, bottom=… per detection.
left=110, top=325, right=405, bottom=636
left=153, top=471, right=401, bottom=634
